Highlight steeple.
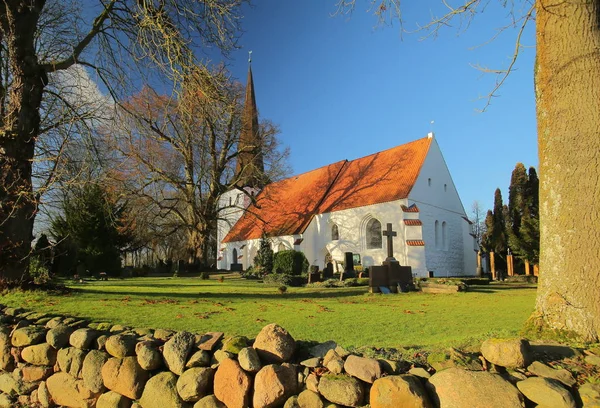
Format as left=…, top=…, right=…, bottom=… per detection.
left=235, top=52, right=265, bottom=188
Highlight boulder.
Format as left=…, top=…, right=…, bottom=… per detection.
left=194, top=394, right=226, bottom=408
left=585, top=355, right=600, bottom=366
left=57, top=347, right=87, bottom=378
left=481, top=338, right=530, bottom=369
left=46, top=372, right=97, bottom=408
left=0, top=327, right=14, bottom=371
left=427, top=348, right=482, bottom=371
left=284, top=396, right=300, bottom=408
left=306, top=373, right=319, bottom=393
left=139, top=371, right=187, bottom=408
left=163, top=331, right=195, bottom=375
left=370, top=375, right=433, bottom=408
left=45, top=317, right=63, bottom=329
left=0, top=393, right=14, bottom=408
left=222, top=336, right=249, bottom=354
left=105, top=334, right=137, bottom=358
left=186, top=350, right=211, bottom=368
left=527, top=361, right=576, bottom=387
left=69, top=328, right=98, bottom=350
left=300, top=357, right=322, bottom=368
left=254, top=323, right=296, bottom=363
left=212, top=349, right=234, bottom=364
left=318, top=375, right=364, bottom=407
left=37, top=381, right=52, bottom=408
left=21, top=343, right=57, bottom=366
left=428, top=367, right=523, bottom=408
left=578, top=382, right=600, bottom=407
left=343, top=355, right=382, bottom=383
left=96, top=390, right=132, bottom=408
left=46, top=324, right=73, bottom=349
left=253, top=364, right=298, bottom=408
left=408, top=367, right=431, bottom=379
left=516, top=377, right=576, bottom=408
left=154, top=329, right=175, bottom=341
left=11, top=326, right=46, bottom=347
left=21, top=365, right=54, bottom=382
left=176, top=367, right=214, bottom=402
left=82, top=350, right=110, bottom=393
left=323, top=349, right=344, bottom=374
left=238, top=347, right=262, bottom=373
left=213, top=358, right=252, bottom=408
left=95, top=334, right=109, bottom=350
left=136, top=341, right=163, bottom=371
left=310, top=341, right=337, bottom=358
left=298, top=390, right=324, bottom=408
left=102, top=356, right=149, bottom=400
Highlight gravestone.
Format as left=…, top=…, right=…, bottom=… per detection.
left=341, top=252, right=356, bottom=280
left=323, top=262, right=333, bottom=280
left=308, top=272, right=321, bottom=284
left=369, top=265, right=389, bottom=293
left=382, top=223, right=397, bottom=261
left=369, top=223, right=413, bottom=292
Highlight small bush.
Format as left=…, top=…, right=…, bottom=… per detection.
left=263, top=273, right=292, bottom=286
left=278, top=285, right=287, bottom=294
left=272, top=250, right=309, bottom=276
left=29, top=257, right=51, bottom=285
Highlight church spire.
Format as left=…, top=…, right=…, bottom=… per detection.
left=235, top=52, right=265, bottom=188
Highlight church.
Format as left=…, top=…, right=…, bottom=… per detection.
left=216, top=64, right=477, bottom=277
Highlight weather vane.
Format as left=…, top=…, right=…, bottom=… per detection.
left=248, top=50, right=252, bottom=64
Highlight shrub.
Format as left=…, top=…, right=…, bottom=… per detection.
left=278, top=285, right=287, bottom=294
left=263, top=273, right=292, bottom=286
left=272, top=250, right=309, bottom=276
left=29, top=257, right=51, bottom=285
left=254, top=235, right=274, bottom=274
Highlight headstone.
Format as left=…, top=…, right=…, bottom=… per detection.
left=369, top=266, right=389, bottom=290
left=308, top=272, right=320, bottom=284
left=341, top=252, right=356, bottom=280
left=323, top=263, right=333, bottom=280
left=382, top=223, right=397, bottom=261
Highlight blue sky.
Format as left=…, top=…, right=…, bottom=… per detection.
left=221, top=0, right=538, bottom=215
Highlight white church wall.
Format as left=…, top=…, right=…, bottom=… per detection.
left=462, top=220, right=478, bottom=275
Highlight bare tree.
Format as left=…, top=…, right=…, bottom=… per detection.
left=470, top=200, right=486, bottom=247
left=338, top=0, right=600, bottom=341
left=0, top=0, right=246, bottom=283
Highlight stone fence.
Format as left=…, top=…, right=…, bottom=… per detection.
left=0, top=305, right=599, bottom=407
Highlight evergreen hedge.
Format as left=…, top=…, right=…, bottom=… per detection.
left=272, top=250, right=309, bottom=276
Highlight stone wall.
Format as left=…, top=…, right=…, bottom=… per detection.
left=1, top=305, right=599, bottom=407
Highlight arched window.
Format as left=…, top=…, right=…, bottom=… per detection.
left=442, top=221, right=448, bottom=251
left=232, top=248, right=238, bottom=263
left=434, top=220, right=440, bottom=249
left=331, top=224, right=339, bottom=241
left=278, top=243, right=286, bottom=252
left=366, top=218, right=382, bottom=249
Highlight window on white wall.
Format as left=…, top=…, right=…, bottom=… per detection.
left=444, top=184, right=447, bottom=192
left=331, top=224, right=339, bottom=241
left=442, top=221, right=448, bottom=250
left=428, top=178, right=432, bottom=186
left=434, top=221, right=440, bottom=249
left=366, top=218, right=382, bottom=249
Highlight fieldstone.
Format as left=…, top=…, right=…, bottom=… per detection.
left=45, top=317, right=63, bottom=329
left=197, top=332, right=224, bottom=351
left=323, top=350, right=344, bottom=374
left=379, top=359, right=407, bottom=375
left=37, top=381, right=52, bottom=408
left=136, top=341, right=163, bottom=371
left=253, top=364, right=298, bottom=408
left=254, top=323, right=296, bottom=363
left=481, top=338, right=530, bottom=369
left=186, top=350, right=211, bottom=368
left=69, top=328, right=97, bottom=350
left=427, top=348, right=482, bottom=371
left=318, top=375, right=364, bottom=407
left=4, top=308, right=24, bottom=316
left=105, top=334, right=137, bottom=358
left=82, top=350, right=110, bottom=393
left=11, top=326, right=46, bottom=347
left=371, top=375, right=433, bottom=408
left=21, top=365, right=53, bottom=382
left=21, top=343, right=57, bottom=366
left=95, top=334, right=109, bottom=350
left=298, top=390, right=324, bottom=408
left=96, top=390, right=131, bottom=408
left=527, top=360, right=576, bottom=387
left=96, top=322, right=112, bottom=331
left=139, top=371, right=187, bottom=408
left=222, top=336, right=249, bottom=354
left=284, top=396, right=300, bottom=408
left=310, top=341, right=337, bottom=358
left=154, top=329, right=175, bottom=341
left=102, top=356, right=149, bottom=400
left=578, top=382, right=600, bottom=407
left=133, top=327, right=153, bottom=336
left=344, top=355, right=382, bottom=383
left=306, top=373, right=319, bottom=393
left=408, top=367, right=431, bottom=379
left=212, top=349, right=234, bottom=364
left=0, top=327, right=14, bottom=371
left=0, top=373, right=18, bottom=395
left=517, top=377, right=575, bottom=408
left=428, top=367, right=523, bottom=408
left=177, top=367, right=214, bottom=402
left=301, top=357, right=321, bottom=368
left=163, top=331, right=195, bottom=375
left=585, top=354, right=600, bottom=366
left=46, top=324, right=73, bottom=349
left=68, top=319, right=89, bottom=329
left=214, top=358, right=251, bottom=408
left=46, top=372, right=97, bottom=408
left=238, top=347, right=262, bottom=372
left=334, top=346, right=351, bottom=358
left=57, top=347, right=86, bottom=378
left=194, top=394, right=226, bottom=408
left=109, top=324, right=128, bottom=333
left=0, top=393, right=14, bottom=408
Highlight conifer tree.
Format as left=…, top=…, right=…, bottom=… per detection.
left=507, top=163, right=528, bottom=247
left=253, top=234, right=274, bottom=275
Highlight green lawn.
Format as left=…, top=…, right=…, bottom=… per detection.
left=1, top=276, right=536, bottom=350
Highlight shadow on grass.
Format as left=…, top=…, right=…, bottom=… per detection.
left=468, top=284, right=537, bottom=294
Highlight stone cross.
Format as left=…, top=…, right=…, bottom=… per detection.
left=382, top=223, right=397, bottom=260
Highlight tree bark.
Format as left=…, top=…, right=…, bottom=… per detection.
left=534, top=0, right=600, bottom=341
left=0, top=1, right=46, bottom=282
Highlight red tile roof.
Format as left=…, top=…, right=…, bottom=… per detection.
left=401, top=204, right=420, bottom=213
left=404, top=219, right=423, bottom=226
left=223, top=137, right=432, bottom=243
left=406, top=240, right=425, bottom=246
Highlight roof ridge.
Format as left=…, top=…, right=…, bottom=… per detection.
left=344, top=135, right=431, bottom=166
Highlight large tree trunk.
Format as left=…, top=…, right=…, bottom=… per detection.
left=0, top=1, right=46, bottom=283
left=533, top=0, right=600, bottom=341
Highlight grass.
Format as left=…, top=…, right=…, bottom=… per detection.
left=1, top=275, right=536, bottom=351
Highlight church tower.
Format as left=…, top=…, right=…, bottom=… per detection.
left=235, top=56, right=265, bottom=188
